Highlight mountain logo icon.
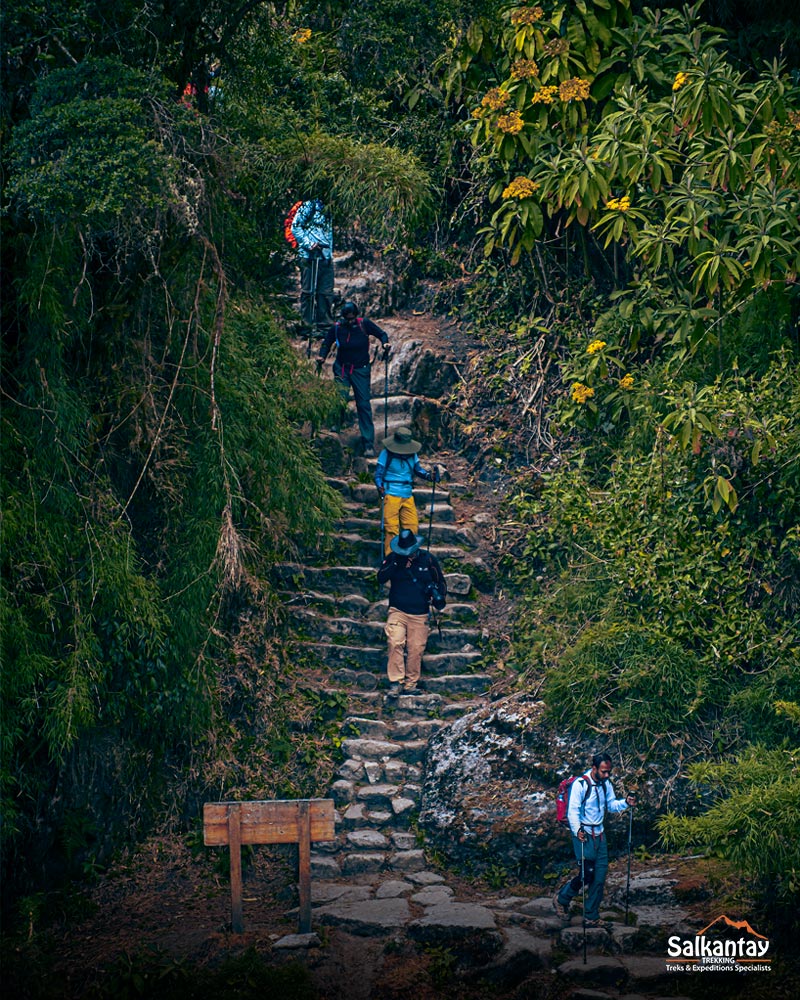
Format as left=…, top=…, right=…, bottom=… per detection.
left=696, top=914, right=767, bottom=939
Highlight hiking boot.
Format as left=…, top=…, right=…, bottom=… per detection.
left=363, top=446, right=375, bottom=458
left=553, top=890, right=570, bottom=917
left=385, top=683, right=402, bottom=698
left=402, top=685, right=421, bottom=695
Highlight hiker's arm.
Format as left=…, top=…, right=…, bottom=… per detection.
left=317, top=327, right=335, bottom=361
left=366, top=320, right=389, bottom=348
left=606, top=781, right=631, bottom=812
left=377, top=554, right=398, bottom=584
left=374, top=453, right=387, bottom=491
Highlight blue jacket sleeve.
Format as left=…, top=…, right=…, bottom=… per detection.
left=374, top=451, right=388, bottom=488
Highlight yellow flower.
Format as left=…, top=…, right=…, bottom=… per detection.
left=293, top=27, right=312, bottom=44
left=586, top=340, right=606, bottom=354
left=502, top=177, right=540, bottom=200
left=481, top=87, right=511, bottom=111
left=497, top=110, right=524, bottom=134
left=511, top=59, right=539, bottom=80
left=788, top=110, right=800, bottom=130
left=619, top=374, right=634, bottom=390
left=672, top=71, right=689, bottom=92
left=511, top=6, right=545, bottom=26
left=471, top=107, right=483, bottom=119
left=559, top=77, right=591, bottom=102
left=571, top=382, right=595, bottom=403
left=531, top=86, right=559, bottom=105
left=605, top=195, right=631, bottom=212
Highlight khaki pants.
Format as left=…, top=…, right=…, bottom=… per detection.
left=384, top=609, right=429, bottom=686
left=382, top=494, right=419, bottom=555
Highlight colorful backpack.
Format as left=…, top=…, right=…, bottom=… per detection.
left=283, top=201, right=303, bottom=248
left=555, top=774, right=589, bottom=826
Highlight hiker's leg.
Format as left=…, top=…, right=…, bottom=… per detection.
left=315, top=258, right=334, bottom=329
left=583, top=836, right=608, bottom=921
left=384, top=608, right=407, bottom=684
left=403, top=613, right=429, bottom=686
left=331, top=363, right=352, bottom=429
left=350, top=366, right=375, bottom=450
left=383, top=495, right=403, bottom=554
left=559, top=835, right=584, bottom=904
left=299, top=259, right=315, bottom=326
left=397, top=496, right=419, bottom=536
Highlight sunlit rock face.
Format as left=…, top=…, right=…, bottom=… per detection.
left=419, top=696, right=666, bottom=879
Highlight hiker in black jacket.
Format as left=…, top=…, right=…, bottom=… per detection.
left=377, top=529, right=446, bottom=697
left=317, top=300, right=390, bottom=457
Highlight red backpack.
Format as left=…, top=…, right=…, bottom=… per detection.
left=283, top=201, right=303, bottom=248
left=555, top=774, right=589, bottom=826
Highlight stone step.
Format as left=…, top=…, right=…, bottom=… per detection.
left=348, top=481, right=456, bottom=506
left=326, top=478, right=452, bottom=510
left=282, top=591, right=479, bottom=624
left=338, top=515, right=476, bottom=548
left=288, top=609, right=482, bottom=652
left=344, top=500, right=456, bottom=524
left=420, top=673, right=493, bottom=695
left=356, top=390, right=410, bottom=411
left=342, top=716, right=449, bottom=742
left=292, top=642, right=483, bottom=675
left=274, top=563, right=474, bottom=600
left=300, top=535, right=470, bottom=569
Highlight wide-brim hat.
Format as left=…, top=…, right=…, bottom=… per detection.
left=382, top=425, right=421, bottom=454
left=390, top=529, right=422, bottom=556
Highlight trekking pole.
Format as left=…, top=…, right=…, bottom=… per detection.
left=379, top=493, right=385, bottom=567
left=383, top=350, right=389, bottom=441
left=625, top=802, right=634, bottom=925
left=306, top=253, right=320, bottom=358
left=426, top=471, right=437, bottom=553
left=581, top=834, right=587, bottom=965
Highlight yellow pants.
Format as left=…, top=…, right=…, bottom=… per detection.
left=383, top=494, right=419, bottom=554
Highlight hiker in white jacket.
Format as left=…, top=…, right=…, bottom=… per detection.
left=554, top=753, right=635, bottom=925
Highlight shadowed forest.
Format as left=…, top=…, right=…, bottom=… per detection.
left=2, top=1, right=799, bottom=996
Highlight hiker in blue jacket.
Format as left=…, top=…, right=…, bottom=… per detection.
left=292, top=198, right=334, bottom=330
left=553, top=753, right=635, bottom=926
left=316, top=301, right=390, bottom=457
left=374, top=427, right=441, bottom=556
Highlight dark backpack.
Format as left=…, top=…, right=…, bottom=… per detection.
left=556, top=774, right=588, bottom=827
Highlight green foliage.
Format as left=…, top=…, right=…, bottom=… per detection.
left=445, top=0, right=800, bottom=359
left=658, top=743, right=800, bottom=912
left=1, top=44, right=347, bottom=882
left=507, top=349, right=800, bottom=750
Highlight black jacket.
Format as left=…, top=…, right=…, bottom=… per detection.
left=377, top=550, right=447, bottom=615
left=318, top=317, right=388, bottom=369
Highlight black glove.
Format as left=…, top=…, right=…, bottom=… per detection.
left=315, top=358, right=323, bottom=374
left=376, top=485, right=385, bottom=499
left=434, top=465, right=442, bottom=483
left=382, top=343, right=391, bottom=359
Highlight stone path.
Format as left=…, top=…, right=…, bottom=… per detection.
left=276, top=276, right=698, bottom=996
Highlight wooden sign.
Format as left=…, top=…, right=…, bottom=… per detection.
left=203, top=798, right=335, bottom=933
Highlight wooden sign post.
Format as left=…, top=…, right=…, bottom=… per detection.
left=203, top=798, right=335, bottom=934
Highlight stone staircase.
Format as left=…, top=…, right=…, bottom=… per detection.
left=273, top=310, right=701, bottom=998
left=276, top=372, right=493, bottom=878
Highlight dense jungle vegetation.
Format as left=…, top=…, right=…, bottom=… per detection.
left=2, top=0, right=799, bottom=943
